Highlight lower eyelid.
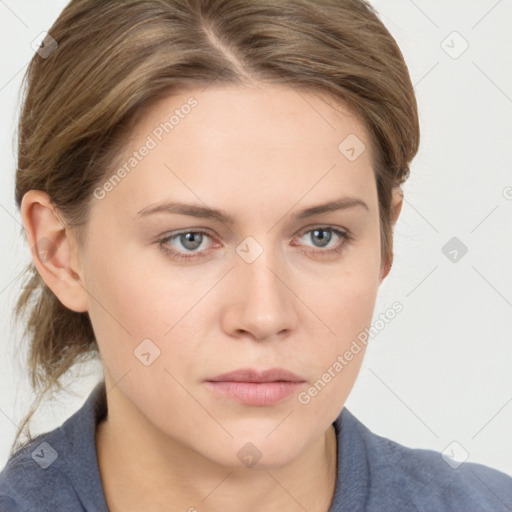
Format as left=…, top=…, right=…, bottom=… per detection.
left=160, top=227, right=349, bottom=258
left=295, top=227, right=348, bottom=244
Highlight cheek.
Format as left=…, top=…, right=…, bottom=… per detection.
left=300, top=239, right=381, bottom=343
left=80, top=222, right=380, bottom=466
left=297, top=344, right=367, bottom=425
left=294, top=270, right=377, bottom=423
left=328, top=274, right=380, bottom=347
left=295, top=238, right=380, bottom=400
left=83, top=237, right=210, bottom=380
left=84, top=217, right=380, bottom=394
left=84, top=230, right=183, bottom=334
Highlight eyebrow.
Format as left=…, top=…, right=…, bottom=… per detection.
left=136, top=196, right=369, bottom=225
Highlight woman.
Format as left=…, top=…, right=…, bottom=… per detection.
left=1, top=1, right=511, bottom=511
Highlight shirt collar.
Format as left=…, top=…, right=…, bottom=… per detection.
left=57, top=381, right=369, bottom=511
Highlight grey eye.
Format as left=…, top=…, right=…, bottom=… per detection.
left=177, top=232, right=204, bottom=251
left=308, top=228, right=332, bottom=248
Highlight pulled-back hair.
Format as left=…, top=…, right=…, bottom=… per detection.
left=11, top=0, right=419, bottom=453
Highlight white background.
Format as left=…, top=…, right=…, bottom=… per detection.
left=0, top=0, right=511, bottom=477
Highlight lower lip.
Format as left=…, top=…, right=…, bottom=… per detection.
left=205, top=381, right=304, bottom=406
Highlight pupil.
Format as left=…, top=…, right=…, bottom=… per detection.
left=182, top=232, right=202, bottom=250
left=313, top=229, right=331, bottom=247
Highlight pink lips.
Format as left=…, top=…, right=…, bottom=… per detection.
left=205, top=367, right=306, bottom=406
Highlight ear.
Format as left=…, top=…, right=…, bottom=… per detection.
left=379, top=187, right=403, bottom=282
left=20, top=190, right=89, bottom=312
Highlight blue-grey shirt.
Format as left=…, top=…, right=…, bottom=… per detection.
left=1, top=381, right=511, bottom=511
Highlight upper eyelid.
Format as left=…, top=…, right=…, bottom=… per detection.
left=161, top=226, right=347, bottom=247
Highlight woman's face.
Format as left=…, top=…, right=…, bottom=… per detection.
left=79, top=83, right=387, bottom=467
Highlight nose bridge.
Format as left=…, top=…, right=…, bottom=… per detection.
left=230, top=233, right=296, bottom=339
left=236, top=234, right=285, bottom=301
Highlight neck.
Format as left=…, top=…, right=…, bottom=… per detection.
left=95, top=391, right=338, bottom=512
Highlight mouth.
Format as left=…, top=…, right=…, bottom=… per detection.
left=205, top=367, right=306, bottom=406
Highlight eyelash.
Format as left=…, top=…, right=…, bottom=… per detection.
left=157, top=226, right=352, bottom=262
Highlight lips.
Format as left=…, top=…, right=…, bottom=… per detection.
left=206, top=367, right=305, bottom=383
left=205, top=367, right=306, bottom=406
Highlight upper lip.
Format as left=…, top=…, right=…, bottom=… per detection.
left=207, top=367, right=305, bottom=383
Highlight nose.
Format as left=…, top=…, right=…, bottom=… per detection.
left=221, top=243, right=298, bottom=342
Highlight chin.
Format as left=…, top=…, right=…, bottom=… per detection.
left=196, top=433, right=309, bottom=471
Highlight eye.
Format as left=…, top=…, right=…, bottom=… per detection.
left=157, top=226, right=352, bottom=262
left=294, top=226, right=351, bottom=257
left=158, top=230, right=215, bottom=261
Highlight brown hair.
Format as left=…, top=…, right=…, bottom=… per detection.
left=11, top=0, right=419, bottom=453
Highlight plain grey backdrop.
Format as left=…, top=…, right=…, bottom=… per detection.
left=1, top=0, right=511, bottom=476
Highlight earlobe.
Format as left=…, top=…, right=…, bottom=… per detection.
left=379, top=257, right=393, bottom=282
left=20, top=190, right=89, bottom=313
left=391, top=186, right=404, bottom=224
left=379, top=187, right=403, bottom=283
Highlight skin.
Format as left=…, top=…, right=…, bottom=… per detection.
left=21, top=83, right=402, bottom=512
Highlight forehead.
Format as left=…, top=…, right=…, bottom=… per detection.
left=98, top=83, right=376, bottom=217
left=131, top=83, right=371, bottom=157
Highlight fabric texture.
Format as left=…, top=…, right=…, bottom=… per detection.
left=1, top=381, right=511, bottom=511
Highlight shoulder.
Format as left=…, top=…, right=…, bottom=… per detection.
left=0, top=427, right=80, bottom=511
left=0, top=494, right=20, bottom=512
left=338, top=409, right=512, bottom=511
left=0, top=382, right=108, bottom=512
left=368, top=434, right=512, bottom=511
